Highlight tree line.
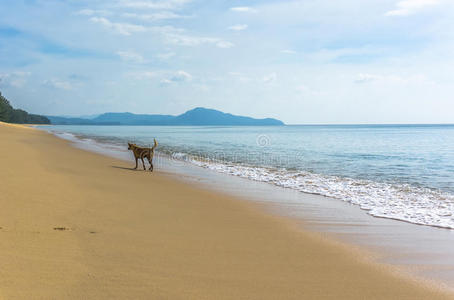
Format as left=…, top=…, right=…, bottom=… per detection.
left=0, top=91, right=50, bottom=124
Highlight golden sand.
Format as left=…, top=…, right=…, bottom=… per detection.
left=0, top=122, right=452, bottom=299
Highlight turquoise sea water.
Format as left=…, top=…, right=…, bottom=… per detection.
left=40, top=124, right=454, bottom=229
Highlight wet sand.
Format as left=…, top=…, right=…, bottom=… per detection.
left=0, top=121, right=452, bottom=299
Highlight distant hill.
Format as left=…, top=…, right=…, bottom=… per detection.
left=0, top=91, right=50, bottom=124
left=47, top=107, right=284, bottom=126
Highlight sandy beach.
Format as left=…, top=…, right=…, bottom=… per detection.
left=0, top=122, right=452, bottom=299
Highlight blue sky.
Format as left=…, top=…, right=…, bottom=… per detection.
left=0, top=0, right=453, bottom=124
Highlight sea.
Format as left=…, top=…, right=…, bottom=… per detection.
left=39, top=124, right=454, bottom=230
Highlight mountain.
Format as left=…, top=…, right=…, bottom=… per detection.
left=173, top=107, right=283, bottom=125
left=47, top=107, right=284, bottom=126
left=0, top=91, right=50, bottom=124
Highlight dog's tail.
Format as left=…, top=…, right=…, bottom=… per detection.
left=152, top=138, right=158, bottom=150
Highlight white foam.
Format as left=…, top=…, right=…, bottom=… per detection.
left=171, top=152, right=189, bottom=160
left=186, top=156, right=454, bottom=229
left=54, top=132, right=78, bottom=142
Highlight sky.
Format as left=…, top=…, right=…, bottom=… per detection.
left=0, top=0, right=453, bottom=124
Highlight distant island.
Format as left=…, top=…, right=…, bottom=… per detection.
left=0, top=91, right=283, bottom=126
left=47, top=107, right=284, bottom=126
left=0, top=92, right=50, bottom=124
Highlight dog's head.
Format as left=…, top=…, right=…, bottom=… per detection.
left=127, top=142, right=134, bottom=150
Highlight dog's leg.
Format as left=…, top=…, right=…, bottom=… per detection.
left=134, top=157, right=138, bottom=169
left=141, top=157, right=146, bottom=170
left=146, top=156, right=153, bottom=172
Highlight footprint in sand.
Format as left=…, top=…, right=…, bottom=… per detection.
left=53, top=227, right=98, bottom=234
left=53, top=227, right=72, bottom=231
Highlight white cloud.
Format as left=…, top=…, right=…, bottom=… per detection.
left=89, top=17, right=233, bottom=49
left=76, top=9, right=95, bottom=16
left=228, top=24, right=248, bottom=31
left=0, top=72, right=31, bottom=88
left=263, top=72, right=277, bottom=83
left=165, top=33, right=234, bottom=48
left=117, top=50, right=145, bottom=63
left=90, top=17, right=184, bottom=36
left=90, top=17, right=147, bottom=35
left=161, top=70, right=193, bottom=84
left=122, top=12, right=189, bottom=21
left=118, top=0, right=192, bottom=10
left=308, top=45, right=387, bottom=63
left=355, top=73, right=383, bottom=83
left=173, top=70, right=192, bottom=81
left=215, top=40, right=234, bottom=48
left=75, top=9, right=112, bottom=16
left=230, top=6, right=257, bottom=13
left=355, top=73, right=408, bottom=84
left=281, top=49, right=296, bottom=54
left=43, top=79, right=73, bottom=90
left=354, top=73, right=430, bottom=84
left=385, top=0, right=441, bottom=16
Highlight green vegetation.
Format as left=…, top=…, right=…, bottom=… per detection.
left=0, top=91, right=50, bottom=124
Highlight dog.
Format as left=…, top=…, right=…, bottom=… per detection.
left=128, top=139, right=158, bottom=171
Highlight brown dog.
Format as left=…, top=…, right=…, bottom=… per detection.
left=128, top=139, right=158, bottom=171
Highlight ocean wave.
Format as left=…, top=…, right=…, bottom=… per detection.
left=179, top=153, right=454, bottom=229
left=54, top=131, right=78, bottom=141
left=171, top=152, right=189, bottom=160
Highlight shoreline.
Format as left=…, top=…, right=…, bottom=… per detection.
left=1, top=121, right=453, bottom=299
left=41, top=124, right=454, bottom=290
left=38, top=124, right=454, bottom=231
